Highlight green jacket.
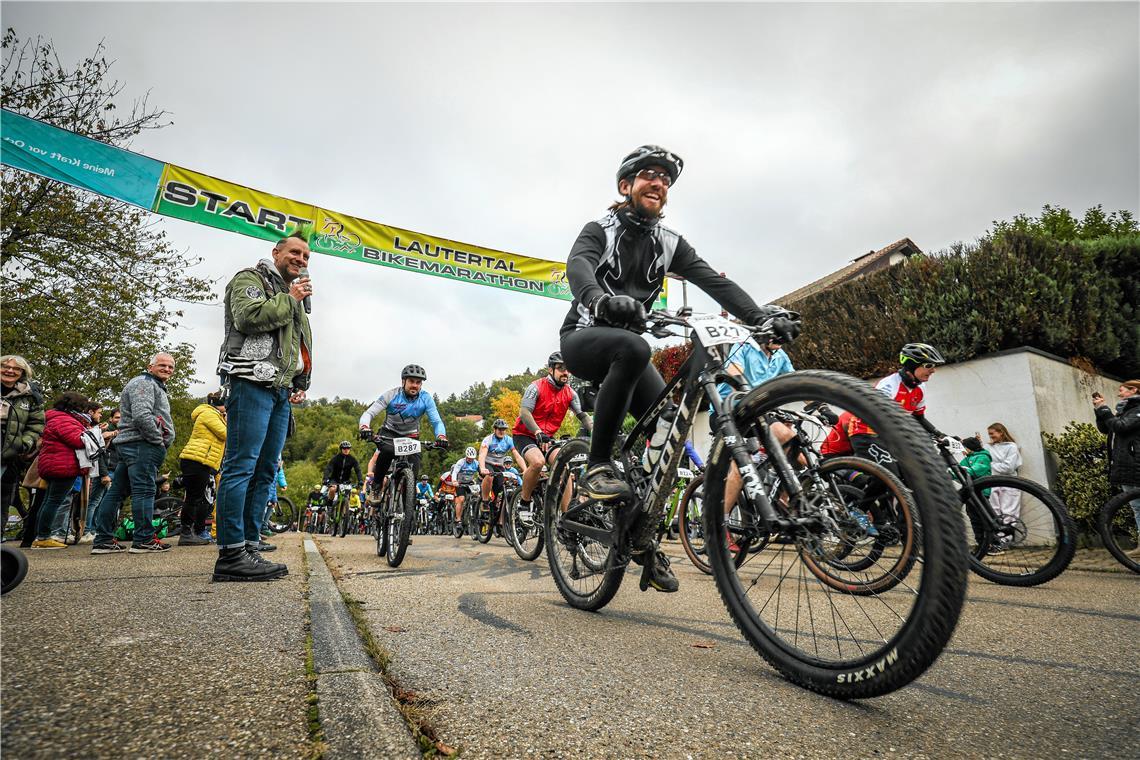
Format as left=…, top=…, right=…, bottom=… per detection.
left=959, top=450, right=992, bottom=479
left=217, top=259, right=313, bottom=391
left=1, top=380, right=46, bottom=462
left=959, top=450, right=992, bottom=497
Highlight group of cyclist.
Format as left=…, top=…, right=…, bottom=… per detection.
left=306, top=144, right=966, bottom=594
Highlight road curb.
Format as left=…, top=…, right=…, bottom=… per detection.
left=304, top=538, right=421, bottom=759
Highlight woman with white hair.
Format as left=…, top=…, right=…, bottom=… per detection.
left=1, top=355, right=45, bottom=537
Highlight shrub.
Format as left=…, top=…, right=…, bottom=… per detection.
left=1042, top=422, right=1112, bottom=535
left=784, top=230, right=1139, bottom=379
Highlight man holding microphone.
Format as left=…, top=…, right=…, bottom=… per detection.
left=213, top=231, right=313, bottom=581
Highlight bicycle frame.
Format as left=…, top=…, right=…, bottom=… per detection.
left=559, top=316, right=801, bottom=550
left=937, top=445, right=1004, bottom=536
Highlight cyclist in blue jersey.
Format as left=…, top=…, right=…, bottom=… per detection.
left=358, top=364, right=448, bottom=502
left=415, top=474, right=434, bottom=501
left=478, top=419, right=526, bottom=526
left=450, top=446, right=481, bottom=530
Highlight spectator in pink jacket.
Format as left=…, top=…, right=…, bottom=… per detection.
left=32, top=392, right=93, bottom=549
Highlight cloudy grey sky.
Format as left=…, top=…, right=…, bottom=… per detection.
left=6, top=2, right=1138, bottom=402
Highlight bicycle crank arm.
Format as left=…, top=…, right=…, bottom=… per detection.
left=559, top=519, right=614, bottom=547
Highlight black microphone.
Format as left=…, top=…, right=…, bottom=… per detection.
left=298, top=267, right=311, bottom=314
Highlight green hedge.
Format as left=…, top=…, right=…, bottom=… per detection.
left=1042, top=422, right=1112, bottom=536
left=784, top=231, right=1139, bottom=379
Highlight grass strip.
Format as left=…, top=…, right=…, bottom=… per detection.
left=315, top=541, right=457, bottom=758
left=301, top=544, right=329, bottom=759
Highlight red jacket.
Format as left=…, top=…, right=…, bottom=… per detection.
left=37, top=409, right=89, bottom=479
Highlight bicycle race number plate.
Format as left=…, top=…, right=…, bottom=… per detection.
left=689, top=314, right=749, bottom=347
left=393, top=437, right=422, bottom=455
left=677, top=467, right=695, bottom=479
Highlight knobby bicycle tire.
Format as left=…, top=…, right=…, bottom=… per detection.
left=1098, top=489, right=1140, bottom=575
left=507, top=488, right=545, bottom=561
left=963, top=475, right=1075, bottom=586
left=1, top=545, right=29, bottom=595
left=703, top=369, right=967, bottom=699
left=387, top=469, right=414, bottom=567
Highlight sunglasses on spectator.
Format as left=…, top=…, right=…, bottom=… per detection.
left=636, top=169, right=672, bottom=187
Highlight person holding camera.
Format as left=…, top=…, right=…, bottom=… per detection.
left=1094, top=381, right=1140, bottom=554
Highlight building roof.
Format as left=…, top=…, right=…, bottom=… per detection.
left=774, top=237, right=922, bottom=305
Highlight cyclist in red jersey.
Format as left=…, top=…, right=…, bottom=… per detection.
left=820, top=410, right=856, bottom=458
left=849, top=343, right=948, bottom=537
left=513, top=352, right=593, bottom=517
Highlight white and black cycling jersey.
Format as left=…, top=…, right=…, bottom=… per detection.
left=560, top=209, right=762, bottom=335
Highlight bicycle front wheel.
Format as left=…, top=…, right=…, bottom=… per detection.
left=386, top=470, right=414, bottom=567
left=963, top=476, right=1075, bottom=586
left=507, top=489, right=545, bottom=561
left=704, top=369, right=967, bottom=699
left=1099, top=489, right=1140, bottom=575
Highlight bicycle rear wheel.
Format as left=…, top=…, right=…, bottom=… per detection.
left=704, top=370, right=967, bottom=699
left=1098, top=489, right=1140, bottom=574
left=386, top=470, right=414, bottom=567
left=267, top=495, right=295, bottom=533
left=543, top=440, right=625, bottom=611
left=963, top=476, right=1075, bottom=586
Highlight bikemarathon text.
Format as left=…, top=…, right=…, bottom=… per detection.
left=363, top=248, right=545, bottom=293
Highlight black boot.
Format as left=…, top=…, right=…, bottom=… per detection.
left=246, top=543, right=288, bottom=576
left=212, top=547, right=286, bottom=582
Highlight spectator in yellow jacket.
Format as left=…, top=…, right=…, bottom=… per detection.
left=177, top=392, right=227, bottom=546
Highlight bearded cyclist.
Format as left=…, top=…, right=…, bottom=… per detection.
left=560, top=144, right=800, bottom=592
left=514, top=351, right=592, bottom=518
left=358, top=364, right=448, bottom=501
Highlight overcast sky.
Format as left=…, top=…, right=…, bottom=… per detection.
left=6, top=2, right=1138, bottom=402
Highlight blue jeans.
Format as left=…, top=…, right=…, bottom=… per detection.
left=35, top=477, right=77, bottom=540
left=216, top=379, right=290, bottom=548
left=93, top=441, right=166, bottom=545
left=86, top=478, right=109, bottom=533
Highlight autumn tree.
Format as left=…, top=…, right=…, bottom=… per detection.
left=1, top=29, right=210, bottom=400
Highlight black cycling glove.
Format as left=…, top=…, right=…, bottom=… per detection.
left=592, top=294, right=647, bottom=330
left=535, top=432, right=553, bottom=445
left=747, top=304, right=802, bottom=344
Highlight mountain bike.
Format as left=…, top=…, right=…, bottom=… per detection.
left=935, top=440, right=1075, bottom=586
left=472, top=468, right=514, bottom=545
left=1096, top=488, right=1140, bottom=575
left=505, top=439, right=574, bottom=561
left=543, top=308, right=967, bottom=699
left=369, top=435, right=446, bottom=567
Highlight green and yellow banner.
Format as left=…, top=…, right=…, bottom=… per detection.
left=2, top=109, right=666, bottom=307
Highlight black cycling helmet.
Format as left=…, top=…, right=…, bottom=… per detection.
left=339, top=440, right=351, bottom=449
left=401, top=364, right=427, bottom=381
left=493, top=418, right=508, bottom=429
left=899, top=343, right=946, bottom=367
left=547, top=351, right=564, bottom=367
left=616, top=145, right=683, bottom=191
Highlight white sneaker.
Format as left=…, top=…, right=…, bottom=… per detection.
left=79, top=533, right=96, bottom=544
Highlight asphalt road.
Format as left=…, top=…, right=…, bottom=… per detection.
left=317, top=533, right=1139, bottom=759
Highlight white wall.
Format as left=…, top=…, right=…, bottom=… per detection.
left=690, top=348, right=1122, bottom=490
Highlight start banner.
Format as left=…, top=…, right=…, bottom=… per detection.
left=1, top=109, right=665, bottom=307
